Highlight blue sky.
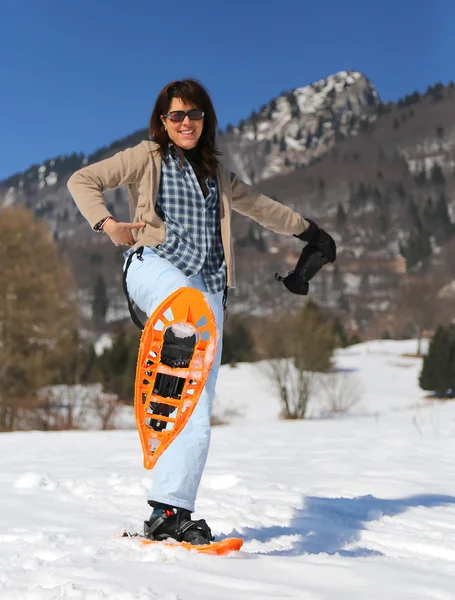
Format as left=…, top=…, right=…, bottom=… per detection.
left=0, top=0, right=453, bottom=180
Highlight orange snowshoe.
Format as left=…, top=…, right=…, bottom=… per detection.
left=134, top=287, right=217, bottom=470
left=121, top=531, right=243, bottom=555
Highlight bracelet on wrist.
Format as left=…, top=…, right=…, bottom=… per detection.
left=93, top=216, right=112, bottom=232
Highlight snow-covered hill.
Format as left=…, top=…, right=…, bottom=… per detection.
left=1, top=340, right=455, bottom=599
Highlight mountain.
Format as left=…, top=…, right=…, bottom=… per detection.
left=251, top=81, right=455, bottom=324
left=1, top=72, right=454, bottom=336
left=219, top=70, right=380, bottom=183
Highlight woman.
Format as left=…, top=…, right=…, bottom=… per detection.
left=68, top=79, right=336, bottom=545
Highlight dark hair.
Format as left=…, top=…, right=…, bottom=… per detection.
left=149, top=79, right=221, bottom=176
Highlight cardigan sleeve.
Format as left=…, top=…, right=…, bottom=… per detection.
left=229, top=171, right=309, bottom=236
left=67, top=143, right=149, bottom=229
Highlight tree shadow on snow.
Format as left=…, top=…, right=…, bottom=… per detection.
left=224, top=493, right=455, bottom=557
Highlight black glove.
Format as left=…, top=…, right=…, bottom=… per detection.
left=275, top=244, right=329, bottom=295
left=295, top=219, right=337, bottom=263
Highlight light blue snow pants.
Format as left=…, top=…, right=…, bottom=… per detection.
left=124, top=247, right=224, bottom=512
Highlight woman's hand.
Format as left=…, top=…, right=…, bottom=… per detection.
left=103, top=219, right=146, bottom=246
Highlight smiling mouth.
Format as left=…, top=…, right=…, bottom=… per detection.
left=179, top=130, right=195, bottom=136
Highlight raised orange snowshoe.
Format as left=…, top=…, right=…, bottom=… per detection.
left=134, top=287, right=217, bottom=470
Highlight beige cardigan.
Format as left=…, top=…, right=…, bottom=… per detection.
left=67, top=141, right=308, bottom=287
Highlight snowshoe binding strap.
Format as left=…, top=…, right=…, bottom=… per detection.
left=176, top=519, right=214, bottom=545
left=144, top=507, right=214, bottom=545
left=122, top=246, right=145, bottom=330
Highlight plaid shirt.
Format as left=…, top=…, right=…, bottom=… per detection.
left=153, top=148, right=226, bottom=294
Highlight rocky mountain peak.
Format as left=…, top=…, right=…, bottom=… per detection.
left=218, top=70, right=381, bottom=183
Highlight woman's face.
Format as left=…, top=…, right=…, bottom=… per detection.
left=161, top=97, right=204, bottom=150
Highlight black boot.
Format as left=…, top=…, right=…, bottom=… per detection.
left=144, top=502, right=214, bottom=545
left=161, top=325, right=197, bottom=368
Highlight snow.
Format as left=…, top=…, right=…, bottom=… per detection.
left=3, top=186, right=15, bottom=207
left=1, top=339, right=455, bottom=599
left=94, top=333, right=113, bottom=356
left=439, top=279, right=455, bottom=299
left=45, top=172, right=58, bottom=186
left=222, top=70, right=380, bottom=183
left=168, top=323, right=196, bottom=339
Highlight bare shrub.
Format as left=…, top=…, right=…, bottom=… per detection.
left=317, top=371, right=364, bottom=414
left=92, top=391, right=120, bottom=430
left=258, top=302, right=335, bottom=419
left=210, top=393, right=243, bottom=426
left=21, top=384, right=120, bottom=430
left=265, top=359, right=315, bottom=420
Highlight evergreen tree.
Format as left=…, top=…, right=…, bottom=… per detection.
left=359, top=273, right=371, bottom=296
left=379, top=211, right=388, bottom=234
left=419, top=325, right=455, bottom=396
left=430, top=164, right=445, bottom=185
left=315, top=116, right=325, bottom=138
left=267, top=98, right=277, bottom=119
left=430, top=83, right=444, bottom=102
left=332, top=317, right=349, bottom=347
left=221, top=316, right=255, bottom=365
left=435, top=126, right=444, bottom=139
left=423, top=196, right=434, bottom=224
left=396, top=182, right=406, bottom=198
left=401, top=230, right=432, bottom=271
left=337, top=293, right=350, bottom=312
left=357, top=182, right=368, bottom=200
left=95, top=326, right=141, bottom=403
left=332, top=263, right=345, bottom=292
left=372, top=185, right=382, bottom=202
left=336, top=203, right=347, bottom=229
left=249, top=110, right=259, bottom=123
left=414, top=169, right=427, bottom=186
left=92, top=275, right=109, bottom=329
left=408, top=197, right=422, bottom=232
left=377, top=103, right=391, bottom=116
left=434, top=192, right=454, bottom=241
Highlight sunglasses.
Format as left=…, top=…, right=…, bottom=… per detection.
left=164, top=109, right=205, bottom=122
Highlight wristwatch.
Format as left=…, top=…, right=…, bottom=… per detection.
left=93, top=216, right=112, bottom=232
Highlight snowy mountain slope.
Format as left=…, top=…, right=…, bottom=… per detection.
left=218, top=70, right=380, bottom=183
left=1, top=340, right=455, bottom=599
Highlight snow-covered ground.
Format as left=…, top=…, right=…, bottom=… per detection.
left=1, top=340, right=455, bottom=600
